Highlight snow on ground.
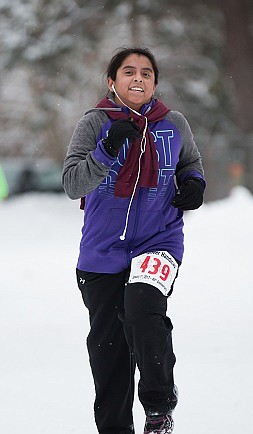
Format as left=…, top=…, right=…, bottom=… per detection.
left=1, top=187, right=253, bottom=434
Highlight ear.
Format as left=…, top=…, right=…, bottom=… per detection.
left=107, top=77, right=114, bottom=92
left=152, top=83, right=157, bottom=96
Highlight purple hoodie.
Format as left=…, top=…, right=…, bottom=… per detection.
left=62, top=99, right=205, bottom=273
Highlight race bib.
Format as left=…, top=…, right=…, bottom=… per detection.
left=129, top=251, right=178, bottom=296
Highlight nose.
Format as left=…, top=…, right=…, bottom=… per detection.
left=134, top=76, right=143, bottom=83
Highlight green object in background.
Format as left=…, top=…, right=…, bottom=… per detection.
left=0, top=165, right=9, bottom=200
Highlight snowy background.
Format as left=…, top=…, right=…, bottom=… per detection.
left=1, top=187, right=253, bottom=434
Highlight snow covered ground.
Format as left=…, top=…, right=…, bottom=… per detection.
left=1, top=187, right=253, bottom=434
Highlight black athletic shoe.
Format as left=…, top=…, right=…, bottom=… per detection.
left=144, top=385, right=178, bottom=433
left=144, top=412, right=174, bottom=434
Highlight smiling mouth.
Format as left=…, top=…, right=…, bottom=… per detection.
left=129, top=87, right=144, bottom=92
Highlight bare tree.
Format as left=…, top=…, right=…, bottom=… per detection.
left=221, top=0, right=253, bottom=191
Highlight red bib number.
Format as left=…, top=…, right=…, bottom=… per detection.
left=129, top=251, right=178, bottom=296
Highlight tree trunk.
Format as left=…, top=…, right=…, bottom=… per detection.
left=221, top=0, right=253, bottom=132
left=129, top=0, right=140, bottom=45
left=221, top=0, right=253, bottom=192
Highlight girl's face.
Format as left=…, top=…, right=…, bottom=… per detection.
left=107, top=54, right=156, bottom=111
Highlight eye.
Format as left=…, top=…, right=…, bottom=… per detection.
left=124, top=70, right=133, bottom=75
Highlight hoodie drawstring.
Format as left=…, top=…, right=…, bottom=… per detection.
left=119, top=116, right=148, bottom=240
left=110, top=86, right=149, bottom=240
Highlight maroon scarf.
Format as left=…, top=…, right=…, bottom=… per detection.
left=96, top=97, right=170, bottom=198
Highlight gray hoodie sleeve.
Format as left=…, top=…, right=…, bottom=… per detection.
left=167, top=110, right=205, bottom=183
left=62, top=111, right=115, bottom=200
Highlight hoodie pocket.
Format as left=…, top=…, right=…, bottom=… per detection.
left=82, top=208, right=126, bottom=246
left=96, top=208, right=127, bottom=244
left=139, top=210, right=166, bottom=235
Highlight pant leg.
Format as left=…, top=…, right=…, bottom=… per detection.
left=122, top=282, right=176, bottom=416
left=76, top=269, right=135, bottom=434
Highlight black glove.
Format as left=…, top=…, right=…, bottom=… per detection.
left=102, top=119, right=141, bottom=157
left=172, top=177, right=205, bottom=210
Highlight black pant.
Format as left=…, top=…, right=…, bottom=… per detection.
left=76, top=268, right=177, bottom=434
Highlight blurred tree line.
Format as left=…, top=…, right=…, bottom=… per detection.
left=0, top=0, right=252, bottom=201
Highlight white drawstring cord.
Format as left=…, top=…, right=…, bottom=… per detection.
left=119, top=116, right=148, bottom=240
left=111, top=85, right=148, bottom=241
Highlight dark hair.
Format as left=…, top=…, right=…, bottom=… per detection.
left=106, top=47, right=159, bottom=85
